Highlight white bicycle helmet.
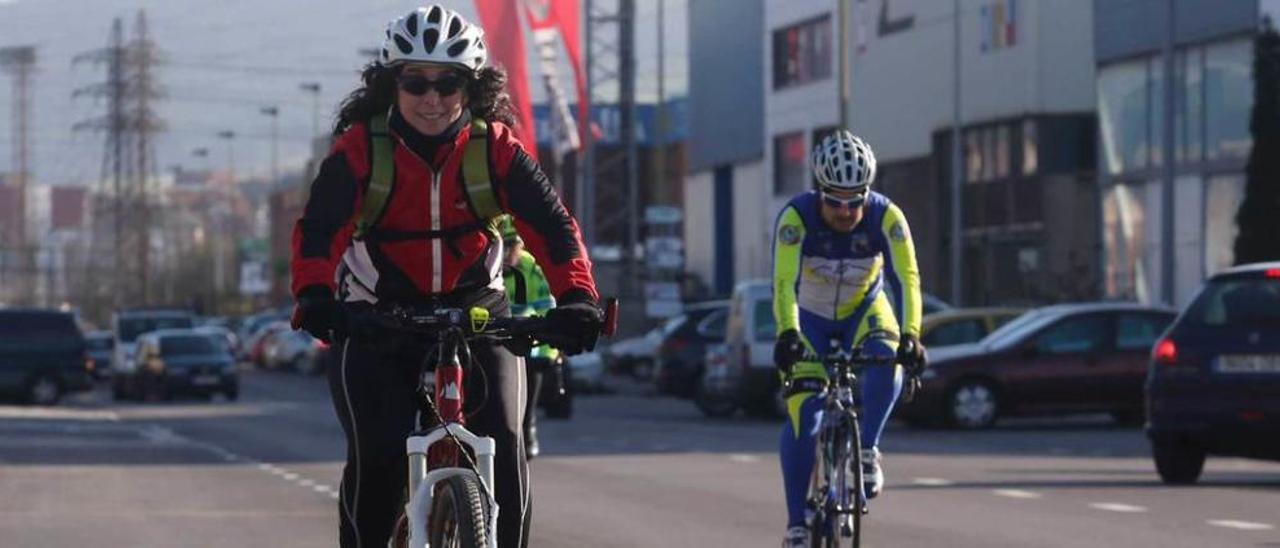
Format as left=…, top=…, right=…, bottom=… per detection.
left=812, top=130, right=877, bottom=192
left=381, top=5, right=487, bottom=72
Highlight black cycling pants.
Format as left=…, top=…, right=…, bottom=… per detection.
left=327, top=333, right=532, bottom=548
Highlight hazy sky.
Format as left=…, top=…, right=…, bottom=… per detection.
left=0, top=0, right=687, bottom=187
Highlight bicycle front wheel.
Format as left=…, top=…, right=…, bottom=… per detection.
left=810, top=410, right=862, bottom=548
left=428, top=474, right=491, bottom=548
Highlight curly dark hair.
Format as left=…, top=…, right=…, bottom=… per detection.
left=333, top=63, right=518, bottom=135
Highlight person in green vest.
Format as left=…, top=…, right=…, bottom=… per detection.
left=500, top=217, right=559, bottom=460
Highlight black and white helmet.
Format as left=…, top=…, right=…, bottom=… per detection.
left=812, top=130, right=877, bottom=192
left=381, top=5, right=487, bottom=72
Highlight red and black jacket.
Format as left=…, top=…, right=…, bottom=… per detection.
left=290, top=112, right=597, bottom=305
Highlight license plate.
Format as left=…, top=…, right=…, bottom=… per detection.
left=1217, top=355, right=1280, bottom=374
left=193, top=374, right=221, bottom=386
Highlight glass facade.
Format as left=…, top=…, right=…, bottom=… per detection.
left=772, top=15, right=832, bottom=90
left=1097, top=35, right=1254, bottom=302
left=1204, top=39, right=1252, bottom=160
left=1098, top=59, right=1149, bottom=175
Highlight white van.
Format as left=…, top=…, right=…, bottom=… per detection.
left=697, top=279, right=783, bottom=417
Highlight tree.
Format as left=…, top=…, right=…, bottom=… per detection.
left=1235, top=18, right=1280, bottom=265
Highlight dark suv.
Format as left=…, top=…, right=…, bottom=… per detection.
left=1146, top=262, right=1280, bottom=484
left=0, top=309, right=92, bottom=405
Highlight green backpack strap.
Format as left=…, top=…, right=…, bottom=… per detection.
left=462, top=118, right=503, bottom=227
left=354, top=113, right=395, bottom=240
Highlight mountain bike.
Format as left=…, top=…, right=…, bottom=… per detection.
left=370, top=299, right=616, bottom=548
left=792, top=337, right=899, bottom=548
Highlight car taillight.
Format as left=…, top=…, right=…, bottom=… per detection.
left=314, top=339, right=329, bottom=349
left=1153, top=338, right=1177, bottom=365
left=1266, top=268, right=1280, bottom=279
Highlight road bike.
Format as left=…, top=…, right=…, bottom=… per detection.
left=792, top=337, right=904, bottom=548
left=367, top=299, right=615, bottom=548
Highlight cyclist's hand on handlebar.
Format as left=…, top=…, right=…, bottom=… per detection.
left=898, top=334, right=927, bottom=375
left=293, top=285, right=346, bottom=343
left=773, top=329, right=806, bottom=376
left=544, top=290, right=604, bottom=355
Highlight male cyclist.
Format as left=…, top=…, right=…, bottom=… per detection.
left=773, top=131, right=927, bottom=547
left=500, top=217, right=558, bottom=460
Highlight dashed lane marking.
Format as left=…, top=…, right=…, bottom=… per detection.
left=911, top=478, right=954, bottom=487
left=1208, top=520, right=1274, bottom=531
left=992, top=489, right=1042, bottom=499
left=1089, top=503, right=1147, bottom=513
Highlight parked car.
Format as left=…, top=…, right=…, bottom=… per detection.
left=603, top=326, right=664, bottom=379
left=653, top=300, right=729, bottom=398
left=897, top=302, right=1177, bottom=429
left=115, top=329, right=238, bottom=401
left=921, top=307, right=1026, bottom=349
left=249, top=321, right=293, bottom=368
left=195, top=325, right=240, bottom=358
left=695, top=342, right=737, bottom=418
left=84, top=330, right=115, bottom=380
left=111, top=309, right=197, bottom=389
left=565, top=350, right=606, bottom=393
left=237, top=310, right=290, bottom=361
left=1146, top=262, right=1280, bottom=485
left=0, top=309, right=93, bottom=405
left=263, top=329, right=330, bottom=374
left=921, top=292, right=953, bottom=315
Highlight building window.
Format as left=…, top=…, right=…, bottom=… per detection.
left=1178, top=46, right=1204, bottom=164
left=965, top=129, right=983, bottom=183
left=774, top=132, right=807, bottom=195
left=773, top=15, right=833, bottom=90
left=1021, top=119, right=1038, bottom=175
left=1150, top=56, right=1165, bottom=168
left=1205, top=38, right=1252, bottom=160
left=995, top=124, right=1011, bottom=179
left=1204, top=174, right=1245, bottom=275
left=1102, top=182, right=1150, bottom=301
left=1098, top=59, right=1150, bottom=175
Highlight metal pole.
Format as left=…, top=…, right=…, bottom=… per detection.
left=655, top=0, right=666, bottom=204
left=950, top=0, right=963, bottom=306
left=838, top=0, right=851, bottom=127
left=579, top=0, right=595, bottom=246
left=1160, top=0, right=1177, bottom=305
left=622, top=0, right=640, bottom=297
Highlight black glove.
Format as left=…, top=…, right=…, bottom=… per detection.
left=773, top=329, right=806, bottom=376
left=544, top=290, right=603, bottom=355
left=292, top=285, right=346, bottom=343
left=898, top=334, right=927, bottom=375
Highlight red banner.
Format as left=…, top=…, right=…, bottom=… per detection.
left=474, top=0, right=538, bottom=160
left=523, top=0, right=588, bottom=145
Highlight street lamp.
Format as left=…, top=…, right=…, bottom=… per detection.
left=260, top=105, right=280, bottom=186
left=216, top=130, right=236, bottom=186
left=299, top=82, right=322, bottom=139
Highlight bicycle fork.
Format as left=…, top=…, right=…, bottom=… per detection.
left=403, top=358, right=499, bottom=548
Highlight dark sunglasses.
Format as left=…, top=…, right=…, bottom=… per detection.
left=820, top=190, right=866, bottom=210
left=397, top=74, right=466, bottom=97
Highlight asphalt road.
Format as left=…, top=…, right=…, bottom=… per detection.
left=1, top=369, right=1278, bottom=547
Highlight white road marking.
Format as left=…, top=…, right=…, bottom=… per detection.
left=1208, top=520, right=1274, bottom=531
left=728, top=454, right=760, bottom=463
left=992, top=489, right=1042, bottom=499
left=911, top=478, right=954, bottom=487
left=0, top=406, right=120, bottom=421
left=282, top=473, right=299, bottom=481
left=1090, top=503, right=1147, bottom=513
left=298, top=478, right=315, bottom=488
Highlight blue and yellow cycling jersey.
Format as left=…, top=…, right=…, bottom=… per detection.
left=772, top=190, right=922, bottom=342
